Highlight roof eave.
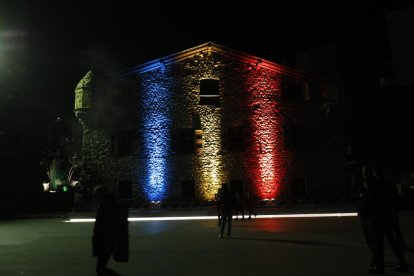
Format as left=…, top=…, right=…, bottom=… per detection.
left=110, top=41, right=316, bottom=81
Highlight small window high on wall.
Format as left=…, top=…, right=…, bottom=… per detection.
left=172, top=128, right=195, bottom=154
left=221, top=126, right=250, bottom=153
left=199, top=79, right=220, bottom=106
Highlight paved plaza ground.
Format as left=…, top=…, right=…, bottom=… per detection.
left=1, top=205, right=413, bottom=276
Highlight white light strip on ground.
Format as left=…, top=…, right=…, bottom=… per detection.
left=65, top=212, right=357, bottom=223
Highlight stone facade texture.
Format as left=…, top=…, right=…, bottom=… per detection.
left=75, top=43, right=346, bottom=205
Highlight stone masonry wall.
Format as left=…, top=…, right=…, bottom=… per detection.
left=77, top=50, right=346, bottom=204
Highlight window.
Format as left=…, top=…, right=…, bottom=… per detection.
left=222, top=126, right=247, bottom=152
left=195, top=129, right=203, bottom=151
left=199, top=79, right=220, bottom=106
left=112, top=131, right=134, bottom=157
left=173, top=128, right=195, bottom=154
left=172, top=128, right=204, bottom=154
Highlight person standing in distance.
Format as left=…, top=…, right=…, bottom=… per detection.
left=218, top=183, right=235, bottom=239
left=368, top=163, right=409, bottom=274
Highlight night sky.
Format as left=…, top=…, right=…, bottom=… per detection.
left=1, top=0, right=402, bottom=116
left=0, top=0, right=411, bottom=200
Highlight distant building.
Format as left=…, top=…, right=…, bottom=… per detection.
left=296, top=24, right=414, bottom=207
left=387, top=5, right=414, bottom=87
left=74, top=42, right=347, bottom=205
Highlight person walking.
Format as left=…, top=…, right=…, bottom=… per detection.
left=218, top=183, right=234, bottom=239
left=358, top=163, right=372, bottom=251
left=92, top=185, right=125, bottom=276
left=215, top=185, right=223, bottom=226
left=368, top=163, right=409, bottom=274
left=389, top=173, right=409, bottom=252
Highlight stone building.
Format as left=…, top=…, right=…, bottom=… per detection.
left=74, top=42, right=346, bottom=206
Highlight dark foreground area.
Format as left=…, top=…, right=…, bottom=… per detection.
left=0, top=207, right=413, bottom=276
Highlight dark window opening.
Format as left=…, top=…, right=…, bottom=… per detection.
left=112, top=131, right=134, bottom=157
left=173, top=128, right=195, bottom=154
left=172, top=128, right=204, bottom=154
left=200, top=79, right=219, bottom=95
left=200, top=79, right=220, bottom=106
left=200, top=96, right=220, bottom=106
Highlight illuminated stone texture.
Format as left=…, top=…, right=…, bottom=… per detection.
left=74, top=42, right=346, bottom=203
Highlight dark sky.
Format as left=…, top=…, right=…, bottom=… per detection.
left=0, top=0, right=409, bottom=117
left=1, top=0, right=413, bottom=191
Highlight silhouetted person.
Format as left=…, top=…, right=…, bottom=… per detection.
left=92, top=185, right=123, bottom=276
left=234, top=190, right=245, bottom=220
left=215, top=185, right=224, bottom=226
left=389, top=175, right=409, bottom=252
left=358, top=163, right=372, bottom=251
left=244, top=183, right=257, bottom=219
left=368, top=163, right=409, bottom=274
left=218, top=183, right=234, bottom=238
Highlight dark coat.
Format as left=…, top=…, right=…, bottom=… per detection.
left=368, top=172, right=399, bottom=221
left=218, top=187, right=234, bottom=217
left=357, top=164, right=373, bottom=218
left=93, top=194, right=128, bottom=259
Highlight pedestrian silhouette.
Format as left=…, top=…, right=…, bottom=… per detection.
left=358, top=163, right=373, bottom=251
left=388, top=171, right=409, bottom=252
left=92, top=185, right=127, bottom=276
left=244, top=182, right=257, bottom=219
left=368, top=162, right=409, bottom=274
left=215, top=185, right=224, bottom=226
left=234, top=190, right=245, bottom=220
left=217, top=183, right=234, bottom=238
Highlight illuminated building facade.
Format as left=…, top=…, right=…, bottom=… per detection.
left=74, top=42, right=346, bottom=205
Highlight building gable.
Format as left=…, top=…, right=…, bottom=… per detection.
left=110, top=42, right=314, bottom=81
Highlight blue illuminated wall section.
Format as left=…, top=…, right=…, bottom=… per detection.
left=139, top=67, right=173, bottom=201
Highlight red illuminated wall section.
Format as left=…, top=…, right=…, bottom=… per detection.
left=244, top=69, right=287, bottom=200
